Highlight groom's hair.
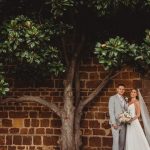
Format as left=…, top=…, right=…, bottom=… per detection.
left=117, top=84, right=125, bottom=87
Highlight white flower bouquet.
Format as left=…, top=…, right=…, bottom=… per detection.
left=119, top=111, right=132, bottom=124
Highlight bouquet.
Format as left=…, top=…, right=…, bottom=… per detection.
left=118, top=111, right=132, bottom=124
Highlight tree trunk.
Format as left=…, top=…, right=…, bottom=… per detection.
left=74, top=62, right=82, bottom=150
left=59, top=35, right=85, bottom=150
left=61, top=80, right=75, bottom=150
left=74, top=109, right=82, bottom=150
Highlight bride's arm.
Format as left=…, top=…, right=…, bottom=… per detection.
left=131, top=101, right=141, bottom=121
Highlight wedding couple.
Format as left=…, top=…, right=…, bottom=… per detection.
left=109, top=84, right=150, bottom=150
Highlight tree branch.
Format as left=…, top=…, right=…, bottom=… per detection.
left=1, top=96, right=62, bottom=118
left=75, top=35, right=85, bottom=58
left=73, top=35, right=85, bottom=108
left=71, top=29, right=77, bottom=51
left=62, top=37, right=69, bottom=66
left=66, top=35, right=85, bottom=82
left=79, top=70, right=121, bottom=110
left=75, top=63, right=80, bottom=107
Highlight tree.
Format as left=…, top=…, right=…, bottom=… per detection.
left=0, top=0, right=150, bottom=150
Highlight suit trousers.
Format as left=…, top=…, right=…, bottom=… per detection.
left=111, top=125, right=126, bottom=150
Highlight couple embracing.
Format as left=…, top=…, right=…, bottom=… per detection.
left=109, top=84, right=150, bottom=150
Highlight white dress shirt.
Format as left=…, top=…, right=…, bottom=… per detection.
left=117, top=94, right=125, bottom=108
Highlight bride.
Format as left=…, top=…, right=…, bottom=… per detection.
left=125, top=89, right=150, bottom=150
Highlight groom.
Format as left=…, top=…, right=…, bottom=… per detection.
left=108, top=84, right=128, bottom=150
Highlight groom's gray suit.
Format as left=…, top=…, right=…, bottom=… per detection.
left=109, top=94, right=128, bottom=150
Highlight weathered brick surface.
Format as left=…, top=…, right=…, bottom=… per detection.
left=0, top=56, right=148, bottom=150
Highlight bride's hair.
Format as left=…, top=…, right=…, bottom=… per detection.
left=131, top=88, right=139, bottom=100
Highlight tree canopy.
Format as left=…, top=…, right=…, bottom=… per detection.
left=0, top=0, right=150, bottom=96
left=1, top=1, right=150, bottom=150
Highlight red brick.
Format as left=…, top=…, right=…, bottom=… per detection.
left=51, top=120, right=61, bottom=128
left=13, top=135, right=22, bottom=145
left=32, top=107, right=42, bottom=111
left=35, top=80, right=54, bottom=88
left=114, top=80, right=133, bottom=88
left=33, top=136, right=41, bottom=145
left=40, top=119, right=50, bottom=127
left=3, top=107, right=15, bottom=111
left=102, top=137, right=112, bottom=147
left=89, top=73, right=99, bottom=80
left=83, top=129, right=92, bottom=135
left=143, top=80, right=150, bottom=89
left=133, top=80, right=142, bottom=88
left=93, top=129, right=106, bottom=135
left=55, top=80, right=63, bottom=88
left=0, top=136, right=5, bottom=145
left=9, top=128, right=19, bottom=134
left=46, top=128, right=53, bottom=134
left=122, top=72, right=130, bottom=79
left=89, top=120, right=100, bottom=128
left=28, top=128, right=34, bottom=134
left=130, top=72, right=140, bottom=78
left=24, top=119, right=30, bottom=127
left=89, top=137, right=101, bottom=147
left=8, top=146, right=16, bottom=150
left=105, top=91, right=116, bottom=96
left=0, top=128, right=8, bottom=133
left=81, top=120, right=88, bottom=128
left=86, top=80, right=102, bottom=88
left=88, top=107, right=99, bottom=111
left=16, top=107, right=23, bottom=111
left=97, top=66, right=105, bottom=71
left=80, top=72, right=88, bottom=79
left=24, top=106, right=34, bottom=111
left=0, top=112, right=8, bottom=118
left=53, top=97, right=63, bottom=103
left=31, top=119, right=39, bottom=127
left=80, top=81, right=85, bottom=88
left=80, top=91, right=88, bottom=96
left=9, top=111, right=28, bottom=118
left=20, top=128, right=28, bottom=134
left=85, top=112, right=94, bottom=119
left=23, top=136, right=32, bottom=145
left=28, top=146, right=35, bottom=150
left=100, top=73, right=109, bottom=79
left=2, top=119, right=12, bottom=127
left=54, top=129, right=61, bottom=134
left=14, top=91, right=24, bottom=96
left=39, top=112, right=52, bottom=118
left=6, top=136, right=12, bottom=145
left=17, top=146, right=25, bottom=150
left=36, top=128, right=45, bottom=134
left=82, top=136, right=88, bottom=146
left=95, top=112, right=106, bottom=119
left=100, top=97, right=109, bottom=102
left=101, top=121, right=111, bottom=129
left=43, top=136, right=58, bottom=146
left=50, top=91, right=60, bottom=96
left=41, top=92, right=49, bottom=96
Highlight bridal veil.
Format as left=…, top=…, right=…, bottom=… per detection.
left=138, top=89, right=150, bottom=145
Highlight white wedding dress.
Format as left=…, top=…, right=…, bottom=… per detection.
left=125, top=103, right=150, bottom=150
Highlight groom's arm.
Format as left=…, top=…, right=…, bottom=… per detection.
left=108, top=96, right=116, bottom=126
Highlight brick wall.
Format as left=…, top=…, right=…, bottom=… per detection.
left=142, top=80, right=150, bottom=113
left=0, top=56, right=143, bottom=150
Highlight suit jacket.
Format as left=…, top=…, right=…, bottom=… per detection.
left=108, top=94, right=128, bottom=125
